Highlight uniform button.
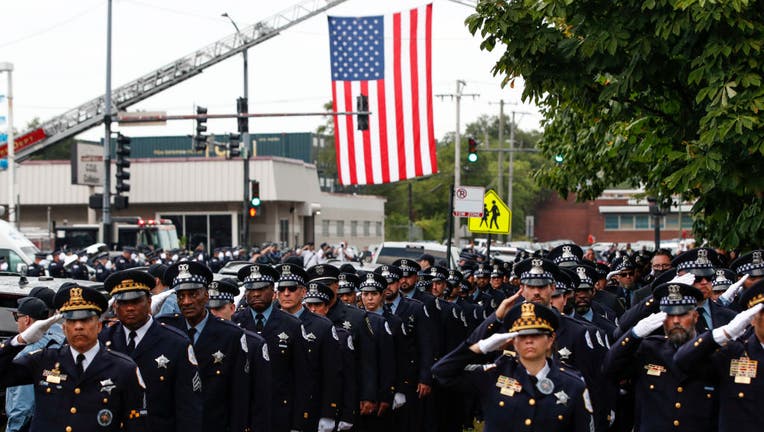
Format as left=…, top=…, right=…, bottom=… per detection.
left=694, top=341, right=700, bottom=347
left=676, top=387, right=683, bottom=393
left=698, top=338, right=703, bottom=343
left=103, top=398, right=108, bottom=404
left=46, top=388, right=51, bottom=393
left=673, top=420, right=679, bottom=427
left=649, top=385, right=655, bottom=390
left=74, top=388, right=81, bottom=394
left=70, top=407, right=77, bottom=414
left=558, top=415, right=564, bottom=421
left=675, top=402, right=681, bottom=409
left=283, top=400, right=288, bottom=405
left=624, top=337, right=630, bottom=343
left=499, top=401, right=505, bottom=407
left=738, top=392, right=745, bottom=398
left=66, top=427, right=72, bottom=432
left=524, top=418, right=532, bottom=426
left=160, top=376, right=165, bottom=381
left=528, top=399, right=536, bottom=406
left=706, top=393, right=712, bottom=399
left=216, top=370, right=221, bottom=375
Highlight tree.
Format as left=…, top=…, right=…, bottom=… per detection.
left=466, top=0, right=764, bottom=248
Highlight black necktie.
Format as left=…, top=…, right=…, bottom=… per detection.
left=126, top=331, right=137, bottom=354
left=76, top=353, right=86, bottom=375
left=255, top=314, right=265, bottom=333
left=697, top=307, right=710, bottom=331
left=383, top=303, right=393, bottom=315
left=188, top=327, right=197, bottom=345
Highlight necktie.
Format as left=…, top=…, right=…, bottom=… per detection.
left=383, top=303, right=393, bottom=315
left=76, top=353, right=86, bottom=375
left=188, top=327, right=197, bottom=345
left=126, top=331, right=137, bottom=354
left=697, top=307, right=710, bottom=331
left=255, top=314, right=265, bottom=333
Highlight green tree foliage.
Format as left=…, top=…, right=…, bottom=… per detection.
left=466, top=0, right=764, bottom=248
left=24, top=117, right=76, bottom=160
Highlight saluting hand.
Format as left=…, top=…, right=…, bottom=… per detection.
left=494, top=287, right=524, bottom=321
left=720, top=274, right=748, bottom=305
left=17, top=313, right=63, bottom=345
left=472, top=332, right=520, bottom=354
left=714, top=303, right=763, bottom=343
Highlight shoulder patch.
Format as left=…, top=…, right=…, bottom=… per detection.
left=595, top=330, right=605, bottom=348
left=27, top=348, right=43, bottom=356
left=585, top=330, right=594, bottom=349
left=331, top=326, right=339, bottom=341
left=423, top=305, right=430, bottom=318
left=240, top=334, right=248, bottom=353
left=187, top=345, right=198, bottom=366
left=301, top=325, right=310, bottom=341
left=401, top=322, right=407, bottom=336
left=384, top=321, right=393, bottom=335
left=136, top=367, right=146, bottom=389
left=435, top=298, right=442, bottom=310
left=347, top=335, right=355, bottom=351
left=583, top=388, right=593, bottom=413
left=262, top=344, right=270, bottom=362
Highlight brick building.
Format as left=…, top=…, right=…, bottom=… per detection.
left=534, top=189, right=693, bottom=245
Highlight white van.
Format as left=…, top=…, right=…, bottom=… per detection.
left=0, top=219, right=39, bottom=273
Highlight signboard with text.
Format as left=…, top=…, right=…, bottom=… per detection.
left=71, top=141, right=104, bottom=186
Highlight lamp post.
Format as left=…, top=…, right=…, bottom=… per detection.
left=222, top=12, right=251, bottom=247
left=0, top=62, right=15, bottom=226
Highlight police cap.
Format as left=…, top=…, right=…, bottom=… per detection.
left=164, top=261, right=213, bottom=291
left=307, top=264, right=340, bottom=284
left=671, top=248, right=720, bottom=277
left=54, top=285, right=109, bottom=319
left=207, top=278, right=240, bottom=308
left=105, top=269, right=155, bottom=301
left=304, top=281, right=334, bottom=304
left=359, top=272, right=387, bottom=293
left=237, top=264, right=278, bottom=290
left=730, top=250, right=764, bottom=277
left=507, top=302, right=559, bottom=335
left=653, top=282, right=703, bottom=315
left=547, top=244, right=583, bottom=268
left=275, top=263, right=308, bottom=287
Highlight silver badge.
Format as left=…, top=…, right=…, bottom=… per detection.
left=530, top=259, right=544, bottom=275
left=155, top=355, right=170, bottom=369
left=250, top=266, right=262, bottom=279
left=342, top=320, right=352, bottom=330
left=577, top=266, right=588, bottom=279
left=562, top=245, right=574, bottom=259
left=537, top=377, right=555, bottom=395
left=668, top=284, right=682, bottom=301
left=697, top=249, right=710, bottom=265
left=554, top=389, right=570, bottom=405
left=558, top=347, right=572, bottom=360
left=278, top=332, right=289, bottom=341
left=177, top=263, right=192, bottom=279
left=212, top=350, right=225, bottom=364
left=753, top=251, right=762, bottom=265
left=99, top=379, right=116, bottom=395
left=283, top=266, right=292, bottom=276
left=716, top=270, right=726, bottom=282
left=316, top=266, right=325, bottom=275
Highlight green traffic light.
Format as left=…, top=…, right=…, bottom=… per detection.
left=554, top=154, right=564, bottom=163
left=250, top=197, right=261, bottom=207
left=467, top=153, right=478, bottom=163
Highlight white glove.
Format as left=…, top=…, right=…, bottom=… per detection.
left=18, top=313, right=63, bottom=344
left=719, top=274, right=749, bottom=305
left=668, top=272, right=696, bottom=285
left=151, top=289, right=176, bottom=315
left=477, top=332, right=518, bottom=354
left=713, top=303, right=763, bottom=343
left=609, top=410, right=616, bottom=427
left=317, top=418, right=335, bottom=432
left=393, top=392, right=407, bottom=409
left=632, top=312, right=667, bottom=338
left=337, top=421, right=353, bottom=431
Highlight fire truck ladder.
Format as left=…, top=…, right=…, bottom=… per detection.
left=4, top=0, right=347, bottom=162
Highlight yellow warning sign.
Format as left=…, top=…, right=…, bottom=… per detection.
left=468, top=189, right=511, bottom=234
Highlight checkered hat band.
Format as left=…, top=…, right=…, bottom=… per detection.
left=553, top=257, right=577, bottom=264
left=660, top=295, right=698, bottom=307
left=510, top=317, right=554, bottom=333
left=173, top=274, right=208, bottom=286
left=738, top=263, right=764, bottom=273
left=676, top=262, right=713, bottom=271
left=279, top=275, right=305, bottom=286
left=305, top=292, right=331, bottom=302
left=244, top=275, right=275, bottom=284
left=520, top=271, right=554, bottom=281
left=360, top=281, right=383, bottom=290
left=173, top=282, right=206, bottom=291
left=209, top=292, right=234, bottom=303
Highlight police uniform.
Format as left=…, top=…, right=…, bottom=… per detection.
left=156, top=261, right=249, bottom=432
left=673, top=248, right=737, bottom=332
left=47, top=254, right=65, bottom=278
left=433, top=302, right=595, bottom=432
left=0, top=285, right=147, bottom=432
left=570, top=264, right=618, bottom=342
left=94, top=252, right=113, bottom=283
left=604, top=283, right=717, bottom=431
left=114, top=247, right=137, bottom=272
left=99, top=269, right=203, bottom=432
left=208, top=277, right=272, bottom=432
left=728, top=250, right=764, bottom=311
left=232, top=264, right=311, bottom=432
left=26, top=253, right=48, bottom=277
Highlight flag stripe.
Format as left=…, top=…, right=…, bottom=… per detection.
left=392, top=11, right=406, bottom=182
left=409, top=7, right=423, bottom=177
left=424, top=4, right=437, bottom=173
left=331, top=82, right=347, bottom=185
left=376, top=79, right=391, bottom=183
left=342, top=81, right=358, bottom=185
left=360, top=80, right=373, bottom=185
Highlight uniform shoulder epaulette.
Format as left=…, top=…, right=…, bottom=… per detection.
left=105, top=347, right=136, bottom=364
left=218, top=318, right=247, bottom=331
left=26, top=348, right=43, bottom=356
left=159, top=322, right=192, bottom=341
left=557, top=365, right=585, bottom=381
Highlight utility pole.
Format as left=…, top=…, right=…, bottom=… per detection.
left=436, top=80, right=478, bottom=248
left=497, top=100, right=504, bottom=240
left=0, top=62, right=15, bottom=226
left=102, top=0, right=113, bottom=247
left=508, top=110, right=515, bottom=241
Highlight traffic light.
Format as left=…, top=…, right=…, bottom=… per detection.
left=194, top=106, right=208, bottom=151
left=237, top=97, right=248, bottom=134
left=356, top=94, right=369, bottom=131
left=554, top=154, right=564, bottom=164
left=228, top=133, right=241, bottom=158
left=250, top=180, right=261, bottom=207
left=467, top=137, right=478, bottom=163
left=115, top=133, right=131, bottom=194
left=249, top=207, right=257, bottom=218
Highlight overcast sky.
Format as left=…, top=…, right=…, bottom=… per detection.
left=0, top=0, right=541, bottom=143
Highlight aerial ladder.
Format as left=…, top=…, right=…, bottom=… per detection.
left=0, top=0, right=348, bottom=162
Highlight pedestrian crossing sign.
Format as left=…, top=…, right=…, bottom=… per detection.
left=468, top=189, right=511, bottom=234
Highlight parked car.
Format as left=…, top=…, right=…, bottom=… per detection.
left=371, top=241, right=460, bottom=269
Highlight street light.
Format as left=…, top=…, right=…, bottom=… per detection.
left=0, top=62, right=15, bottom=226
left=222, top=12, right=251, bottom=247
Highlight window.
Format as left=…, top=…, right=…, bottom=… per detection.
left=351, top=221, right=358, bottom=237
left=209, top=215, right=232, bottom=249
left=337, top=220, right=345, bottom=237
left=604, top=215, right=619, bottom=230
left=279, top=219, right=289, bottom=244
left=322, top=220, right=330, bottom=236
left=635, top=215, right=649, bottom=229
left=375, top=221, right=382, bottom=236
left=364, top=221, right=370, bottom=236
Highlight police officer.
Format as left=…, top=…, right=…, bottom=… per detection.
left=604, top=282, right=716, bottom=431
left=47, top=250, right=65, bottom=278
left=672, top=248, right=736, bottom=331
left=724, top=249, right=764, bottom=310
left=433, top=302, right=595, bottom=432
left=93, top=252, right=113, bottom=282
left=570, top=264, right=618, bottom=342
left=338, top=271, right=361, bottom=306
left=114, top=247, right=138, bottom=271
left=232, top=263, right=311, bottom=432
left=711, top=268, right=737, bottom=302
left=100, top=269, right=202, bottom=432
left=303, top=281, right=357, bottom=431
left=26, top=252, right=48, bottom=277
left=65, top=253, right=89, bottom=281
left=157, top=261, right=249, bottom=432
left=278, top=275, right=341, bottom=432
left=674, top=280, right=764, bottom=432
left=0, top=285, right=147, bottom=431
left=207, top=277, right=272, bottom=432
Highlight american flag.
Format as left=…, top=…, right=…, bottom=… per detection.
left=328, top=4, right=437, bottom=185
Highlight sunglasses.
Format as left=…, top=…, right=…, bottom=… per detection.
left=276, top=284, right=301, bottom=292
left=12, top=312, right=27, bottom=322
left=694, top=275, right=712, bottom=283
left=620, top=272, right=635, bottom=277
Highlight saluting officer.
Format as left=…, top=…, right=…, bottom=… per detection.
left=0, top=285, right=147, bottom=431
left=304, top=281, right=357, bottom=431
left=675, top=280, right=764, bottom=432
left=114, top=247, right=138, bottom=271
left=570, top=264, right=617, bottom=342
left=100, top=269, right=202, bottom=432
left=156, top=261, right=249, bottom=432
left=604, top=282, right=716, bottom=431
left=207, top=278, right=272, bottom=432
left=433, top=302, right=595, bottom=432
left=94, top=252, right=113, bottom=283
left=725, top=249, right=764, bottom=310
left=232, top=263, right=311, bottom=432
left=26, top=252, right=48, bottom=277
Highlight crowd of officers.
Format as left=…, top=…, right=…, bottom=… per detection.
left=2, top=242, right=764, bottom=432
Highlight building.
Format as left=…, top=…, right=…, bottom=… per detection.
left=0, top=151, right=385, bottom=251
left=534, top=189, right=693, bottom=245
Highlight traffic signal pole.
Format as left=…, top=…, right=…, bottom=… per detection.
left=102, top=0, right=113, bottom=247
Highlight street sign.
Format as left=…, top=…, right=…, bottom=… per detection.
left=117, top=111, right=168, bottom=126
left=453, top=186, right=485, bottom=217
left=468, top=189, right=511, bottom=234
